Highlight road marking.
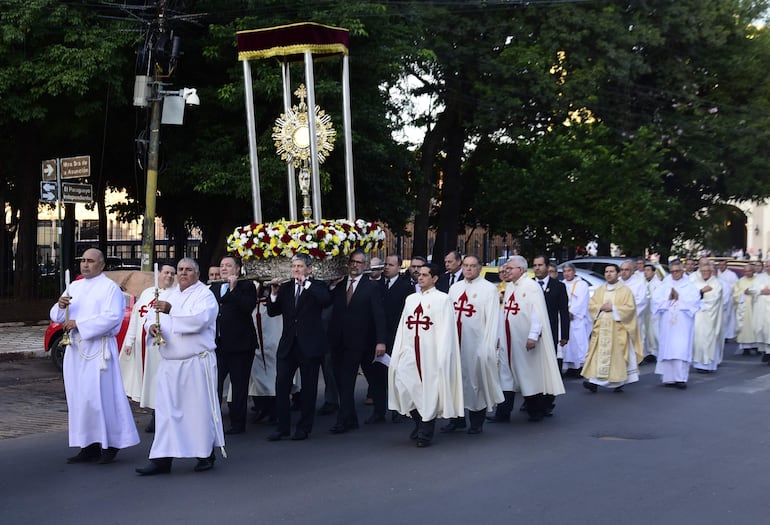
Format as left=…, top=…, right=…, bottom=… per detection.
left=718, top=373, right=770, bottom=394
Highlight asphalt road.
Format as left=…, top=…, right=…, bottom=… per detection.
left=1, top=348, right=769, bottom=525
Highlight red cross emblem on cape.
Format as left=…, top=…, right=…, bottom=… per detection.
left=503, top=292, right=520, bottom=369
left=453, top=291, right=477, bottom=346
left=406, top=303, right=433, bottom=381
left=138, top=297, right=157, bottom=318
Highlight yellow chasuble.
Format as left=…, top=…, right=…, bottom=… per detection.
left=583, top=283, right=643, bottom=383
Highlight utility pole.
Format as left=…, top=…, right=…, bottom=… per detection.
left=140, top=78, right=162, bottom=272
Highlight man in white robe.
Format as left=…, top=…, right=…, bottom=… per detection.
left=640, top=263, right=662, bottom=363
left=752, top=260, right=770, bottom=362
left=441, top=255, right=503, bottom=435
left=690, top=260, right=724, bottom=373
left=51, top=248, right=139, bottom=464
left=652, top=261, right=701, bottom=389
left=716, top=260, right=738, bottom=341
left=620, top=260, right=648, bottom=353
left=120, top=263, right=176, bottom=433
left=492, top=256, right=565, bottom=423
left=389, top=263, right=463, bottom=447
left=248, top=285, right=281, bottom=422
left=561, top=263, right=591, bottom=377
left=582, top=264, right=643, bottom=393
left=733, top=263, right=758, bottom=355
left=135, top=257, right=225, bottom=475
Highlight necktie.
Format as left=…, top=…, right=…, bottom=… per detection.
left=538, top=280, right=545, bottom=288
left=386, top=278, right=392, bottom=290
left=449, top=274, right=455, bottom=286
left=221, top=283, right=229, bottom=297
left=346, top=278, right=355, bottom=305
left=294, top=283, right=302, bottom=306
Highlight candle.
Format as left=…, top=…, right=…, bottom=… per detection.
left=154, top=263, right=159, bottom=289
left=64, top=269, right=71, bottom=296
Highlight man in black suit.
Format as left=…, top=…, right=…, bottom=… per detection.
left=210, top=256, right=258, bottom=435
left=436, top=250, right=463, bottom=293
left=327, top=250, right=387, bottom=432
left=266, top=253, right=332, bottom=441
left=532, top=255, right=570, bottom=370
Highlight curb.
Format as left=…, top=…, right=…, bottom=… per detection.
left=0, top=350, right=47, bottom=362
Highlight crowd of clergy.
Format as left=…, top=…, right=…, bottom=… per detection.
left=54, top=247, right=770, bottom=474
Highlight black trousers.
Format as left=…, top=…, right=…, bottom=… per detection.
left=216, top=351, right=255, bottom=431
left=494, top=390, right=516, bottom=421
left=410, top=409, right=436, bottom=441
left=275, top=346, right=321, bottom=435
left=332, top=349, right=364, bottom=427
left=468, top=409, right=486, bottom=430
left=360, top=354, right=387, bottom=418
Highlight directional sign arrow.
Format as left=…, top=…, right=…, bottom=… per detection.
left=40, top=181, right=58, bottom=202
left=44, top=164, right=54, bottom=178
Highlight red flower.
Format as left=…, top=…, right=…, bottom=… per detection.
left=281, top=233, right=292, bottom=243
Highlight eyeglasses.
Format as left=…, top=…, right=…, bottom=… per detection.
left=410, top=264, right=423, bottom=269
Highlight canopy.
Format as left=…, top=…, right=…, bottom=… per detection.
left=237, top=22, right=349, bottom=62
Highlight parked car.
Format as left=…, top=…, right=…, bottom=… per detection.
left=559, top=257, right=667, bottom=280
left=44, top=292, right=135, bottom=371
left=555, top=267, right=605, bottom=297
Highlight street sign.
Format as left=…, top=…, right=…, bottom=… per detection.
left=61, top=183, right=93, bottom=203
left=40, top=181, right=58, bottom=202
left=41, top=159, right=57, bottom=181
left=60, top=155, right=90, bottom=179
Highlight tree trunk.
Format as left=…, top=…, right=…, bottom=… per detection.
left=432, top=106, right=464, bottom=260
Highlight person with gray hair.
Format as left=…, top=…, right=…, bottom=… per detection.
left=651, top=260, right=701, bottom=389
left=136, top=257, right=224, bottom=475
left=690, top=258, right=723, bottom=373
left=266, top=253, right=332, bottom=441
left=491, top=256, right=564, bottom=423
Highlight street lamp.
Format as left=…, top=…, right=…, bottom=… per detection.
left=134, top=77, right=199, bottom=271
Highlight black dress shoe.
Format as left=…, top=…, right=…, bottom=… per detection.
left=583, top=381, right=598, bottom=393
left=467, top=427, right=483, bottom=435
left=135, top=460, right=172, bottom=476
left=317, top=403, right=339, bottom=416
left=97, top=447, right=119, bottom=464
left=224, top=427, right=245, bottom=435
left=329, top=424, right=348, bottom=434
left=675, top=382, right=688, bottom=390
left=365, top=414, right=386, bottom=424
left=267, top=431, right=289, bottom=441
left=439, top=421, right=460, bottom=433
left=66, top=444, right=101, bottom=464
left=415, top=438, right=431, bottom=448
left=613, top=386, right=624, bottom=393
left=391, top=412, right=404, bottom=423
left=486, top=415, right=510, bottom=423
left=291, top=430, right=309, bottom=441
left=194, top=452, right=216, bottom=472
left=251, top=409, right=271, bottom=424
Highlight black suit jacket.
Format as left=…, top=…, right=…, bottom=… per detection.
left=328, top=276, right=386, bottom=356
left=535, top=276, right=570, bottom=345
left=381, top=274, right=414, bottom=352
left=210, top=280, right=258, bottom=354
left=436, top=270, right=462, bottom=293
left=266, top=278, right=332, bottom=360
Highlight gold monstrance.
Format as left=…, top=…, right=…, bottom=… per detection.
left=272, top=84, right=336, bottom=219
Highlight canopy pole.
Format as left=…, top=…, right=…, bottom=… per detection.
left=242, top=59, right=262, bottom=222
left=281, top=61, right=298, bottom=221
left=341, top=54, right=355, bottom=220
left=304, top=51, right=322, bottom=222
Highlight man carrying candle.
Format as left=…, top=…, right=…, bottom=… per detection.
left=51, top=248, right=140, bottom=465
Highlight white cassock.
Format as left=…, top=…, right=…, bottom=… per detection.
left=448, top=277, right=504, bottom=411
left=641, top=277, right=662, bottom=357
left=50, top=273, right=140, bottom=450
left=733, top=276, right=757, bottom=348
left=718, top=268, right=738, bottom=339
left=751, top=272, right=770, bottom=354
left=620, top=273, right=648, bottom=354
left=388, top=288, right=464, bottom=421
left=690, top=274, right=724, bottom=371
left=146, top=281, right=225, bottom=459
left=498, top=277, right=565, bottom=398
left=562, top=277, right=591, bottom=370
left=652, top=276, right=701, bottom=383
left=120, top=287, right=156, bottom=402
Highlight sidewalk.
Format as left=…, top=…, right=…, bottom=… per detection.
left=0, top=323, right=50, bottom=361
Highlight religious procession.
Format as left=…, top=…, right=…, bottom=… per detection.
left=45, top=21, right=770, bottom=479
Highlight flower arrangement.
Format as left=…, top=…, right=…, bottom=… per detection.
left=227, top=218, right=386, bottom=260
